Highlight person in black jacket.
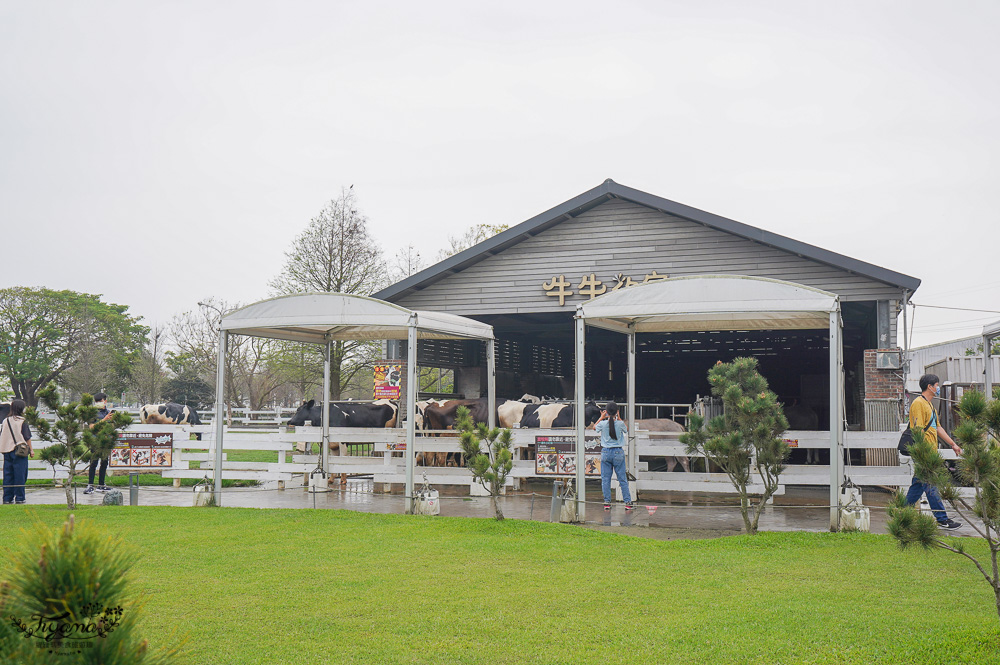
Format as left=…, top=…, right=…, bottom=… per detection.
left=84, top=392, right=115, bottom=494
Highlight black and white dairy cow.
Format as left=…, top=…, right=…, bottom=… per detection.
left=140, top=402, right=203, bottom=440
left=287, top=399, right=398, bottom=428
left=286, top=399, right=399, bottom=454
left=500, top=400, right=602, bottom=429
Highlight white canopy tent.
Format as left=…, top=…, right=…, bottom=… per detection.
left=985, top=320, right=1000, bottom=398
left=214, top=293, right=496, bottom=512
left=575, top=275, right=845, bottom=529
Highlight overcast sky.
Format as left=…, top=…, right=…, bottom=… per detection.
left=2, top=1, right=998, bottom=350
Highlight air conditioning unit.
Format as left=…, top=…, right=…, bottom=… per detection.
left=876, top=351, right=901, bottom=369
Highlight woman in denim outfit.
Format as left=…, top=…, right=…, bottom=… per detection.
left=591, top=401, right=632, bottom=511
left=1, top=399, right=34, bottom=504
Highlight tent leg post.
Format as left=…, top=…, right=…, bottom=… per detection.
left=985, top=331, right=994, bottom=399
left=829, top=309, right=843, bottom=531
left=405, top=320, right=418, bottom=515
left=627, top=328, right=636, bottom=500
left=213, top=331, right=227, bottom=505
left=575, top=312, right=586, bottom=523
left=322, top=341, right=331, bottom=475
left=487, top=339, right=496, bottom=430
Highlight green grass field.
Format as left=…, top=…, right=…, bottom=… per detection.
left=1, top=507, right=998, bottom=664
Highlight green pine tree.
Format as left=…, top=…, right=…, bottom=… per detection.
left=888, top=389, right=1000, bottom=622
left=23, top=384, right=132, bottom=508
left=0, top=514, right=184, bottom=663
left=455, top=406, right=513, bottom=520
left=680, top=357, right=791, bottom=534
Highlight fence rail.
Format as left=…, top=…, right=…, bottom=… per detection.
left=25, top=422, right=913, bottom=493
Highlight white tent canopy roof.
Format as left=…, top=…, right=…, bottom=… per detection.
left=577, top=275, right=840, bottom=333
left=220, top=293, right=494, bottom=343
left=985, top=320, right=1000, bottom=339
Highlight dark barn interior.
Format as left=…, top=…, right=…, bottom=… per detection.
left=414, top=301, right=881, bottom=442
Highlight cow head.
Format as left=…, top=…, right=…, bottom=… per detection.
left=287, top=400, right=318, bottom=426
left=584, top=400, right=602, bottom=426
left=183, top=405, right=203, bottom=425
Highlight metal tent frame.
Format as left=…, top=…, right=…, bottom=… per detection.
left=985, top=320, right=1000, bottom=398
left=214, top=293, right=495, bottom=513
left=574, top=275, right=845, bottom=529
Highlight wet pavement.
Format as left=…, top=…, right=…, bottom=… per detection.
left=12, top=481, right=980, bottom=539
left=13, top=479, right=975, bottom=539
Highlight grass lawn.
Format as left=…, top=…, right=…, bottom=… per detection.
left=1, top=507, right=999, bottom=664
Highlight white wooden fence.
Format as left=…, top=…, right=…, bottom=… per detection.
left=27, top=422, right=914, bottom=495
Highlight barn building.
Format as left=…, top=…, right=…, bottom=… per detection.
left=375, top=179, right=918, bottom=445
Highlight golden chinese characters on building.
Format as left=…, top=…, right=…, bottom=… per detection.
left=542, top=271, right=668, bottom=305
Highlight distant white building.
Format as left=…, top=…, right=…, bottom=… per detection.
left=905, top=334, right=990, bottom=393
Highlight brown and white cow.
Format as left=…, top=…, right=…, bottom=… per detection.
left=416, top=398, right=496, bottom=467
left=414, top=399, right=450, bottom=466
left=634, top=418, right=689, bottom=472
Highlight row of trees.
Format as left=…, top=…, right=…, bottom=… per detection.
left=1, top=188, right=508, bottom=409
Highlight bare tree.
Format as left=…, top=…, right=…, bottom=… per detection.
left=391, top=243, right=426, bottom=282
left=169, top=299, right=320, bottom=409
left=169, top=300, right=236, bottom=402
left=269, top=187, right=388, bottom=399
left=129, top=326, right=167, bottom=404
left=435, top=223, right=510, bottom=261
left=270, top=187, right=386, bottom=296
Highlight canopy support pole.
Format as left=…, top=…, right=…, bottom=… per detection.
left=627, top=327, right=637, bottom=499
left=213, top=330, right=227, bottom=503
left=575, top=311, right=586, bottom=522
left=829, top=308, right=844, bottom=531
left=902, top=292, right=911, bottom=419
left=486, top=339, right=496, bottom=430
left=405, top=317, right=418, bottom=514
left=322, top=340, right=331, bottom=474
left=986, top=329, right=995, bottom=399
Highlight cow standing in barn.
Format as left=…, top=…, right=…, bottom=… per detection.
left=634, top=418, right=691, bottom=472
left=783, top=400, right=820, bottom=463
left=419, top=398, right=499, bottom=467
left=286, top=399, right=398, bottom=454
left=413, top=399, right=449, bottom=466
left=514, top=400, right=602, bottom=429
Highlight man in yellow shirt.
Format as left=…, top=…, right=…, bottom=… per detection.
left=905, top=373, right=963, bottom=529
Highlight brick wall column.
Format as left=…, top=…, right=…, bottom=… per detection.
left=864, top=348, right=904, bottom=400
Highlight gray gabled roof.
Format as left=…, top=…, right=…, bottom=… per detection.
left=375, top=179, right=921, bottom=302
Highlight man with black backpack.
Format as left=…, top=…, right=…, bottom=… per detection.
left=83, top=392, right=115, bottom=495
left=904, top=374, right=963, bottom=530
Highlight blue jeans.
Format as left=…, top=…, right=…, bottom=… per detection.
left=905, top=476, right=948, bottom=522
left=3, top=451, right=28, bottom=503
left=601, top=447, right=632, bottom=504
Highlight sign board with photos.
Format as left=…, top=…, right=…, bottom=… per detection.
left=534, top=435, right=603, bottom=477
left=110, top=432, right=174, bottom=468
left=373, top=364, right=402, bottom=400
